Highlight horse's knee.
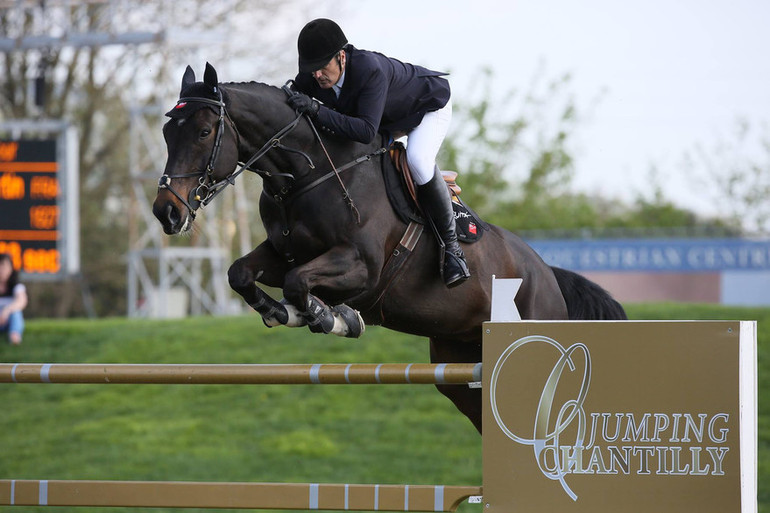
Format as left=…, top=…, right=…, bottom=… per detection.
left=228, top=258, right=255, bottom=292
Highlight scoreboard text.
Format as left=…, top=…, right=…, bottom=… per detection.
left=0, top=139, right=62, bottom=274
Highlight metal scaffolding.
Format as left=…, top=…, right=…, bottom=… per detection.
left=2, top=0, right=238, bottom=318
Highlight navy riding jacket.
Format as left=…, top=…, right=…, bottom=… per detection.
left=293, top=45, right=450, bottom=143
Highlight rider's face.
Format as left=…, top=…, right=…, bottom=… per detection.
left=311, top=51, right=345, bottom=89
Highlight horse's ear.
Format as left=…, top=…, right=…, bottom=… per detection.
left=181, top=66, right=196, bottom=95
left=204, top=62, right=218, bottom=92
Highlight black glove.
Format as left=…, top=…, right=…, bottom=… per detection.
left=287, top=93, right=320, bottom=117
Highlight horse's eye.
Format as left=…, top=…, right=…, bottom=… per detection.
left=199, top=128, right=212, bottom=139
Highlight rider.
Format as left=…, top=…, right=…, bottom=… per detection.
left=287, top=18, right=470, bottom=288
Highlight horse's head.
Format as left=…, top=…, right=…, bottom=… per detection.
left=153, top=63, right=239, bottom=234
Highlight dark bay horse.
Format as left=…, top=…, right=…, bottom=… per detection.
left=153, top=64, right=626, bottom=433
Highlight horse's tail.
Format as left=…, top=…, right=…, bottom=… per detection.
left=551, top=266, right=628, bottom=320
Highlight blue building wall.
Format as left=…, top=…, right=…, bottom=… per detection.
left=527, top=238, right=770, bottom=306
left=721, top=270, right=770, bottom=306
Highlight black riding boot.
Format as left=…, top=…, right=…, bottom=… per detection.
left=417, top=170, right=471, bottom=288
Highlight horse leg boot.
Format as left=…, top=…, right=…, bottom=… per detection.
left=236, top=287, right=307, bottom=328
left=302, top=294, right=365, bottom=338
left=417, top=170, right=471, bottom=288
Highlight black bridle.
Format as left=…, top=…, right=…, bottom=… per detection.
left=158, top=84, right=386, bottom=222
left=158, top=87, right=310, bottom=220
left=158, top=89, right=232, bottom=219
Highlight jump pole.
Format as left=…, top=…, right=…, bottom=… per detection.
left=0, top=361, right=483, bottom=511
left=0, top=362, right=481, bottom=385
left=0, top=480, right=482, bottom=512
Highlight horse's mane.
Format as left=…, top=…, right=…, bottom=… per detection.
left=221, top=81, right=283, bottom=100
left=222, top=80, right=276, bottom=90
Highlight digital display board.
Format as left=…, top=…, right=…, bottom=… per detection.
left=0, top=133, right=78, bottom=277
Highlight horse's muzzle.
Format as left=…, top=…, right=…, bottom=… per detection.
left=152, top=198, right=188, bottom=234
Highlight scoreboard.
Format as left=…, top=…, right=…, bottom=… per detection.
left=0, top=129, right=79, bottom=278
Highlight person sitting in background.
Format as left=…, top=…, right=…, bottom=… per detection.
left=0, top=253, right=27, bottom=345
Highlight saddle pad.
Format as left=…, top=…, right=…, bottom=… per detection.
left=452, top=198, right=485, bottom=243
left=383, top=142, right=487, bottom=243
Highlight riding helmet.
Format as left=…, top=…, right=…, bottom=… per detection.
left=297, top=18, right=348, bottom=73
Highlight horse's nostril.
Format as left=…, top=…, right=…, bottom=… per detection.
left=165, top=204, right=180, bottom=226
left=153, top=200, right=184, bottom=233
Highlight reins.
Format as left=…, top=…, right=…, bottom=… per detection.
left=159, top=83, right=386, bottom=226
left=287, top=146, right=388, bottom=202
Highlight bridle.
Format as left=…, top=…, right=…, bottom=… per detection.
left=158, top=84, right=386, bottom=223
left=158, top=87, right=310, bottom=220
left=157, top=88, right=232, bottom=219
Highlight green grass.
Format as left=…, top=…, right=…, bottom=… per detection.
left=0, top=303, right=767, bottom=513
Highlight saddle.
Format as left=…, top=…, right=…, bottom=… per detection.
left=384, top=142, right=488, bottom=243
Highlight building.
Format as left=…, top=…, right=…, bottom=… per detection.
left=529, top=238, right=770, bottom=306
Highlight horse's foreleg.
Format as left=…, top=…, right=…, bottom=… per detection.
left=252, top=297, right=308, bottom=328
left=283, top=246, right=369, bottom=338
left=227, top=241, right=306, bottom=327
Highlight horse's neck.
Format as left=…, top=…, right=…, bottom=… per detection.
left=224, top=84, right=315, bottom=175
left=222, top=83, right=392, bottom=201
left=226, top=84, right=383, bottom=183
left=226, top=84, right=288, bottom=145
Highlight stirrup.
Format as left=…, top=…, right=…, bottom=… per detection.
left=443, top=251, right=471, bottom=288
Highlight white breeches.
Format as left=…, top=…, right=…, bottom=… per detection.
left=405, top=99, right=453, bottom=186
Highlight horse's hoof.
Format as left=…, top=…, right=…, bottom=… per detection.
left=331, top=304, right=365, bottom=338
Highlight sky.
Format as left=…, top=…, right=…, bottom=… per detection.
left=334, top=0, right=770, bottom=218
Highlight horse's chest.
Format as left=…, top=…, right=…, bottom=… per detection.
left=263, top=214, right=330, bottom=263
left=259, top=192, right=356, bottom=263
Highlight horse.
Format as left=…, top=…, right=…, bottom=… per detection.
left=152, top=63, right=626, bottom=433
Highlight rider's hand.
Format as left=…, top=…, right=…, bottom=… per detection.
left=287, top=93, right=320, bottom=117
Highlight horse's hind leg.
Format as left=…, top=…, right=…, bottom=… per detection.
left=430, top=338, right=482, bottom=434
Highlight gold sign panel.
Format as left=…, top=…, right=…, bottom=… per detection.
left=482, top=321, right=756, bottom=513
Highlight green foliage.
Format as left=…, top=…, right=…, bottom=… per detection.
left=439, top=67, right=580, bottom=220
left=683, top=118, right=770, bottom=234
left=0, top=305, right=768, bottom=512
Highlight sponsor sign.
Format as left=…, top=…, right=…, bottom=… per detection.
left=482, top=321, right=756, bottom=513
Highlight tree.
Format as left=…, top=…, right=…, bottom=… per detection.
left=683, top=119, right=770, bottom=234
left=0, top=0, right=306, bottom=317
left=439, top=66, right=602, bottom=231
